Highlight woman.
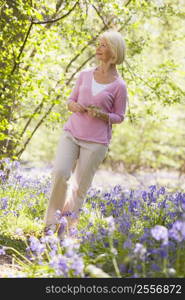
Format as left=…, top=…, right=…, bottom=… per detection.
left=44, top=29, right=128, bottom=236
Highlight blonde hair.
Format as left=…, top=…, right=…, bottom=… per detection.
left=99, top=29, right=126, bottom=65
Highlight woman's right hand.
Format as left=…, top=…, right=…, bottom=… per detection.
left=68, top=101, right=87, bottom=113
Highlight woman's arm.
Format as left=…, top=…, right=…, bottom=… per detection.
left=108, top=83, right=128, bottom=124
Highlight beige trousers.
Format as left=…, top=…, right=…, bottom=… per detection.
left=44, top=130, right=108, bottom=226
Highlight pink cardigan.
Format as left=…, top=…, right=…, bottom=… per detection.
left=63, top=66, right=128, bottom=146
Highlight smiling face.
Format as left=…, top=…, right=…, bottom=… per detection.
left=95, top=37, right=115, bottom=63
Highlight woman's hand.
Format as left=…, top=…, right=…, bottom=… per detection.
left=68, top=101, right=87, bottom=113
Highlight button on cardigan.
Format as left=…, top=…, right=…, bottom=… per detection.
left=63, top=66, right=128, bottom=146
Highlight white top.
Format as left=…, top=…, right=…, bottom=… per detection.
left=91, top=76, right=112, bottom=96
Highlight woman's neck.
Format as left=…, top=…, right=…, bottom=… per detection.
left=97, top=63, right=117, bottom=75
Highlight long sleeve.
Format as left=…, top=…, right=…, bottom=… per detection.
left=108, top=83, right=128, bottom=125
left=67, top=71, right=83, bottom=105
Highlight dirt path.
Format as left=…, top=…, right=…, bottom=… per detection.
left=92, top=167, right=185, bottom=191
left=21, top=163, right=185, bottom=191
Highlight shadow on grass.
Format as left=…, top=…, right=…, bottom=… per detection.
left=0, top=234, right=27, bottom=255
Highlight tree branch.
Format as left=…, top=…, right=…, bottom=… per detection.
left=32, top=0, right=79, bottom=24
left=11, top=21, right=33, bottom=75
left=66, top=54, right=96, bottom=85
left=16, top=102, right=55, bottom=158
left=19, top=102, right=44, bottom=139
left=91, top=4, right=109, bottom=28
left=124, top=0, right=133, bottom=6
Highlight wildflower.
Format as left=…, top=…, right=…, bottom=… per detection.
left=157, top=186, right=165, bottom=195
left=104, top=216, right=115, bottom=233
left=119, top=264, right=127, bottom=273
left=149, top=185, right=157, bottom=192
left=169, top=220, right=185, bottom=242
left=123, top=239, right=132, bottom=249
left=69, top=227, right=78, bottom=237
left=151, top=225, right=168, bottom=245
left=100, top=227, right=108, bottom=236
left=151, top=263, right=161, bottom=271
left=159, top=248, right=168, bottom=258
left=50, top=254, right=69, bottom=276
left=141, top=191, right=147, bottom=201
left=112, top=185, right=122, bottom=194
left=80, top=207, right=89, bottom=214
left=0, top=197, right=8, bottom=210
left=58, top=216, right=68, bottom=236
left=0, top=170, right=6, bottom=182
left=0, top=247, right=5, bottom=255
left=133, top=243, right=147, bottom=260
left=49, top=250, right=57, bottom=257
left=12, top=160, right=21, bottom=169
left=29, top=236, right=45, bottom=255
left=71, top=256, right=84, bottom=275
left=61, top=237, right=75, bottom=248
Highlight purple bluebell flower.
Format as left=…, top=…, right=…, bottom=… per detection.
left=136, top=264, right=142, bottom=271
left=103, top=192, right=112, bottom=200
left=104, top=241, right=109, bottom=248
left=61, top=237, right=75, bottom=248
left=91, top=202, right=96, bottom=209
left=0, top=170, right=6, bottom=183
left=133, top=243, right=147, bottom=260
left=69, top=227, right=78, bottom=237
left=113, top=239, right=118, bottom=248
left=157, top=186, right=165, bottom=196
left=71, top=256, right=84, bottom=275
left=149, top=185, right=157, bottom=192
left=105, top=216, right=115, bottom=233
left=58, top=216, right=68, bottom=236
left=29, top=236, right=45, bottom=255
left=151, top=225, right=168, bottom=245
left=12, top=160, right=21, bottom=169
left=100, top=227, right=108, bottom=236
left=0, top=247, right=5, bottom=255
left=141, top=191, right=147, bottom=201
left=151, top=263, right=161, bottom=271
left=158, top=198, right=168, bottom=209
left=0, top=197, right=8, bottom=210
left=44, top=235, right=59, bottom=246
left=159, top=248, right=168, bottom=258
left=169, top=220, right=185, bottom=242
left=123, top=239, right=132, bottom=249
left=50, top=254, right=69, bottom=276
left=49, top=250, right=57, bottom=257
left=119, top=263, right=127, bottom=273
